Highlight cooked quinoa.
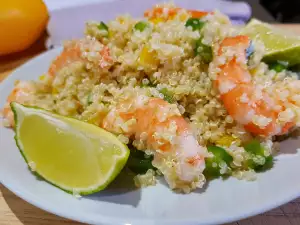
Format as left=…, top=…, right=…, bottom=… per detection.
left=3, top=2, right=300, bottom=193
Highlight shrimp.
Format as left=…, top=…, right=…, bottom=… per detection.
left=48, top=38, right=113, bottom=78
left=144, top=6, right=210, bottom=20
left=102, top=94, right=207, bottom=192
left=2, top=81, right=36, bottom=127
left=213, top=35, right=300, bottom=136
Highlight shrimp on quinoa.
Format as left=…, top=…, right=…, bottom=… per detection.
left=102, top=93, right=207, bottom=192
left=48, top=37, right=113, bottom=78
left=2, top=81, right=36, bottom=127
left=3, top=38, right=113, bottom=127
left=212, top=35, right=300, bottom=137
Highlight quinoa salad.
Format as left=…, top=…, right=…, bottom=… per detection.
left=3, top=3, right=300, bottom=193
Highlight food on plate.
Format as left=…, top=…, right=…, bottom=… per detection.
left=2, top=3, right=300, bottom=194
left=241, top=19, right=300, bottom=66
left=11, top=102, right=129, bottom=195
left=0, top=0, right=49, bottom=55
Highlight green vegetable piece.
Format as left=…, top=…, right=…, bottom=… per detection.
left=97, top=21, right=109, bottom=37
left=207, top=146, right=233, bottom=164
left=87, top=93, right=93, bottom=105
left=244, top=139, right=264, bottom=156
left=244, top=140, right=274, bottom=171
left=204, top=146, right=233, bottom=178
left=159, top=88, right=175, bottom=103
left=194, top=38, right=213, bottom=63
left=140, top=80, right=156, bottom=88
left=269, top=61, right=289, bottom=72
left=204, top=158, right=221, bottom=178
left=127, top=157, right=155, bottom=174
left=127, top=145, right=155, bottom=174
left=255, top=155, right=274, bottom=172
left=134, top=21, right=149, bottom=32
left=129, top=147, right=148, bottom=159
left=185, top=18, right=205, bottom=31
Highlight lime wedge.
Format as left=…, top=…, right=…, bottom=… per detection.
left=11, top=102, right=130, bottom=195
left=241, top=19, right=300, bottom=66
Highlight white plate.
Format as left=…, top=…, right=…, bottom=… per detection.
left=1, top=48, right=300, bottom=225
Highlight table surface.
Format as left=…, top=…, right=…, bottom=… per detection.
left=1, top=24, right=300, bottom=225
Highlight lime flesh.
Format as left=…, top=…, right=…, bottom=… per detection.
left=11, top=102, right=130, bottom=195
left=241, top=19, right=300, bottom=66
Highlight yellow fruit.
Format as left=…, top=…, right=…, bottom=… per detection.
left=0, top=0, right=49, bottom=56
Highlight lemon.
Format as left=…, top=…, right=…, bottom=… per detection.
left=241, top=19, right=300, bottom=66
left=11, top=102, right=130, bottom=195
left=0, top=0, right=49, bottom=56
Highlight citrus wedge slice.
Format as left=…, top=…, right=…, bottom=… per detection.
left=241, top=19, right=300, bottom=66
left=11, top=102, right=130, bottom=195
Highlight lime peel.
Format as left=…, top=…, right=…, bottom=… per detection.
left=241, top=19, right=300, bottom=66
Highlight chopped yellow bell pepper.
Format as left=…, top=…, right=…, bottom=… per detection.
left=216, top=135, right=237, bottom=147
left=150, top=17, right=164, bottom=24
left=138, top=46, right=159, bottom=68
left=39, top=74, right=46, bottom=81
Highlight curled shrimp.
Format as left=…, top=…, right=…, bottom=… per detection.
left=213, top=35, right=300, bottom=136
left=102, top=95, right=207, bottom=192
left=48, top=38, right=113, bottom=78
left=2, top=81, right=36, bottom=127
left=144, top=6, right=210, bottom=20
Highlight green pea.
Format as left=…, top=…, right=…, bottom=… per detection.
left=134, top=21, right=149, bottom=32
left=185, top=18, right=206, bottom=31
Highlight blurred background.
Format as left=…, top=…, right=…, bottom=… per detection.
left=1, top=0, right=300, bottom=72
left=232, top=0, right=300, bottom=23
left=44, top=0, right=300, bottom=23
